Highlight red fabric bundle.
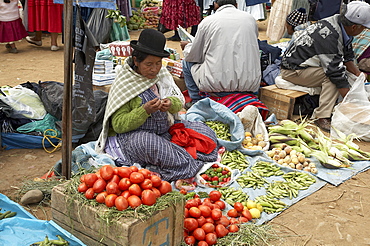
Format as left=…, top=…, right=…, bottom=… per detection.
left=169, top=123, right=217, bottom=159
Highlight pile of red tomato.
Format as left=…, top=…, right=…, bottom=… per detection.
left=77, top=165, right=172, bottom=210
left=184, top=190, right=253, bottom=245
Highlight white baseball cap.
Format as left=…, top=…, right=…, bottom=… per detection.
left=345, top=1, right=370, bottom=28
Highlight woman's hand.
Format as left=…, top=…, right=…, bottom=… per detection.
left=143, top=98, right=162, bottom=114
left=159, top=98, right=172, bottom=112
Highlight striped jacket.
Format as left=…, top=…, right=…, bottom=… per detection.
left=281, top=14, right=355, bottom=89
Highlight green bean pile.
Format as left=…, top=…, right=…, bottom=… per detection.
left=205, top=120, right=231, bottom=141
left=254, top=195, right=287, bottom=214
left=237, top=171, right=268, bottom=189
left=219, top=187, right=249, bottom=206
left=251, top=161, right=284, bottom=177
left=221, top=150, right=249, bottom=172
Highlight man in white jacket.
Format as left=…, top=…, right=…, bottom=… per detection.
left=181, top=0, right=261, bottom=107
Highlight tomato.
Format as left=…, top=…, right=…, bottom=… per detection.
left=100, top=165, right=114, bottom=181
left=201, top=223, right=215, bottom=234
left=109, top=174, right=121, bottom=185
left=118, top=178, right=131, bottom=191
left=128, top=183, right=142, bottom=196
left=106, top=182, right=119, bottom=195
left=130, top=172, right=145, bottom=184
left=204, top=217, right=214, bottom=224
left=78, top=182, right=88, bottom=193
left=202, top=201, right=213, bottom=210
left=203, top=198, right=212, bottom=204
left=184, top=235, right=196, bottom=245
left=129, top=165, right=139, bottom=172
left=216, top=216, right=230, bottom=227
left=127, top=195, right=142, bottom=208
left=117, top=167, right=132, bottom=178
left=238, top=216, right=249, bottom=223
left=184, top=218, right=198, bottom=232
left=105, top=193, right=118, bottom=207
left=194, top=197, right=202, bottom=206
left=140, top=179, right=153, bottom=190
left=214, top=200, right=226, bottom=210
left=92, top=178, right=107, bottom=193
left=211, top=208, right=222, bottom=221
left=80, top=174, right=86, bottom=183
left=198, top=205, right=212, bottom=217
left=209, top=190, right=222, bottom=202
left=150, top=175, right=162, bottom=187
left=95, top=170, right=102, bottom=179
left=205, top=232, right=217, bottom=245
left=233, top=202, right=244, bottom=212
left=193, top=228, right=206, bottom=241
left=113, top=167, right=119, bottom=175
left=84, top=188, right=95, bottom=199
left=158, top=181, right=172, bottom=195
left=242, top=209, right=252, bottom=221
left=215, top=224, right=228, bottom=238
left=189, top=207, right=201, bottom=218
left=141, top=189, right=157, bottom=206
left=121, top=190, right=130, bottom=199
left=84, top=173, right=98, bottom=187
left=138, top=168, right=152, bottom=179
left=229, top=218, right=239, bottom=225
left=184, top=208, right=189, bottom=218
left=115, top=196, right=129, bottom=211
left=96, top=191, right=108, bottom=203
left=180, top=189, right=187, bottom=195
left=227, top=208, right=238, bottom=218
left=185, top=199, right=198, bottom=209
left=197, top=216, right=206, bottom=227
left=197, top=241, right=209, bottom=246
left=228, top=224, right=239, bottom=233
left=151, top=187, right=161, bottom=198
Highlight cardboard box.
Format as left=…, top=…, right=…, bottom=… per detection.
left=93, top=84, right=111, bottom=93
left=259, top=84, right=308, bottom=120
left=51, top=183, right=184, bottom=246
left=93, top=73, right=115, bottom=86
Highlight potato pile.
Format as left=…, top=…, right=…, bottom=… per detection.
left=142, top=8, right=161, bottom=29
left=242, top=132, right=267, bottom=150
left=266, top=144, right=318, bottom=174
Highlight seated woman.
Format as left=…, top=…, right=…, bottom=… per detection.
left=95, top=29, right=218, bottom=182
left=352, top=28, right=370, bottom=78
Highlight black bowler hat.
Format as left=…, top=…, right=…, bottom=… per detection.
left=130, top=29, right=170, bottom=57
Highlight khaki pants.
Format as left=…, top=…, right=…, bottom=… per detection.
left=280, top=67, right=338, bottom=118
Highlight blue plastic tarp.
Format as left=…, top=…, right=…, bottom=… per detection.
left=0, top=193, right=86, bottom=246
left=1, top=132, right=60, bottom=150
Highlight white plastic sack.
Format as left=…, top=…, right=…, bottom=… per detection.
left=275, top=75, right=321, bottom=95
left=0, top=85, right=46, bottom=120
left=236, top=105, right=269, bottom=153
left=194, top=162, right=240, bottom=189
left=331, top=73, right=370, bottom=141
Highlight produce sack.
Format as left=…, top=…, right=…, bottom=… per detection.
left=331, top=73, right=370, bottom=141
left=110, top=21, right=130, bottom=41
left=86, top=8, right=113, bottom=44
left=0, top=85, right=46, bottom=120
left=183, top=98, right=245, bottom=151
left=194, top=162, right=240, bottom=188
left=236, top=105, right=269, bottom=155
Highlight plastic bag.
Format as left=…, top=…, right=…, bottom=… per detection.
left=110, top=21, right=130, bottom=42
left=86, top=8, right=113, bottom=44
left=275, top=75, right=321, bottom=95
left=194, top=162, right=240, bottom=188
left=331, top=73, right=370, bottom=141
left=16, top=113, right=61, bottom=137
left=0, top=85, right=46, bottom=120
left=236, top=105, right=269, bottom=155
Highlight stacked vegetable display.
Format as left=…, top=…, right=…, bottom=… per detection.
left=183, top=191, right=261, bottom=245
left=77, top=165, right=172, bottom=210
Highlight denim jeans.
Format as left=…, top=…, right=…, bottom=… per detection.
left=182, top=60, right=203, bottom=101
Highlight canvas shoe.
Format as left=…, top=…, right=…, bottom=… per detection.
left=51, top=45, right=59, bottom=51
left=26, top=36, right=42, bottom=46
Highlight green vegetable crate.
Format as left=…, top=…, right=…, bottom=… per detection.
left=51, top=183, right=184, bottom=246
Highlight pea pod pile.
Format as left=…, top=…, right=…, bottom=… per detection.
left=0, top=209, right=17, bottom=220
left=30, top=235, right=69, bottom=246
left=237, top=171, right=268, bottom=189
left=251, top=161, right=284, bottom=177
left=266, top=180, right=306, bottom=199
left=255, top=195, right=287, bottom=214
left=282, top=171, right=316, bottom=188
left=219, top=187, right=249, bottom=206
left=205, top=120, right=231, bottom=141
left=221, top=150, right=249, bottom=172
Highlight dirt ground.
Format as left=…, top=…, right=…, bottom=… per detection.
left=1, top=20, right=370, bottom=246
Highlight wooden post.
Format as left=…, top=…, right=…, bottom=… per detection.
left=62, top=0, right=73, bottom=180
left=131, top=0, right=135, bottom=8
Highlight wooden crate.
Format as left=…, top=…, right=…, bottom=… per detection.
left=259, top=85, right=308, bottom=120
left=51, top=183, right=184, bottom=246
